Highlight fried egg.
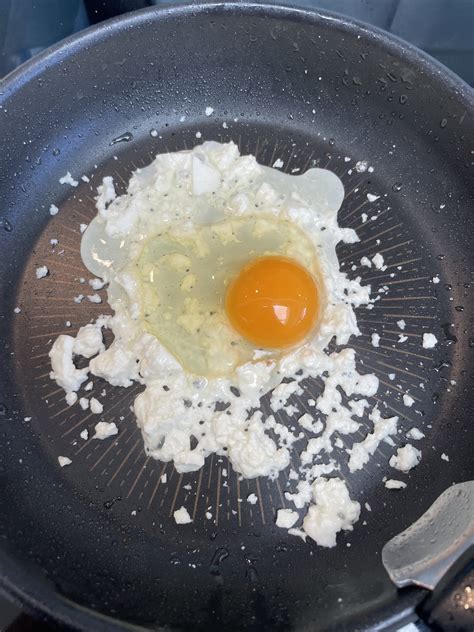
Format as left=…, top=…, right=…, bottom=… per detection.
left=81, top=143, right=346, bottom=380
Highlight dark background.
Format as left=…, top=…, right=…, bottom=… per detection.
left=0, top=0, right=472, bottom=630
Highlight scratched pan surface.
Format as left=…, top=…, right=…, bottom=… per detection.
left=0, top=3, right=473, bottom=631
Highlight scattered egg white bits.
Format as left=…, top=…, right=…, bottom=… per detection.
left=366, top=193, right=379, bottom=203
left=59, top=171, right=79, bottom=187
left=385, top=479, right=407, bottom=490
left=90, top=398, right=104, bottom=414
left=35, top=266, right=49, bottom=279
left=79, top=397, right=89, bottom=411
left=272, top=158, right=284, bottom=168
left=422, top=333, right=438, bottom=349
left=389, top=444, right=421, bottom=472
left=302, top=478, right=360, bottom=547
left=58, top=456, right=72, bottom=467
left=93, top=421, right=118, bottom=439
left=275, top=508, right=299, bottom=529
left=355, top=160, right=368, bottom=173
left=174, top=506, right=192, bottom=524
left=49, top=204, right=59, bottom=216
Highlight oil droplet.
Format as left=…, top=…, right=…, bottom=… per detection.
left=110, top=132, right=134, bottom=145
left=440, top=118, right=447, bottom=128
left=0, top=403, right=7, bottom=415
left=52, top=148, right=60, bottom=156
left=1, top=219, right=12, bottom=232
left=392, top=182, right=403, bottom=192
left=399, top=94, right=408, bottom=104
left=454, top=305, right=464, bottom=312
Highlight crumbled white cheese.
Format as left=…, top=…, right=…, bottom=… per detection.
left=90, top=398, right=104, bottom=414
left=80, top=429, right=89, bottom=440
left=432, top=275, right=440, bottom=284
left=441, top=453, right=450, bottom=462
left=79, top=397, right=89, bottom=410
left=302, top=478, right=360, bottom=547
left=59, top=171, right=79, bottom=187
left=174, top=506, right=192, bottom=524
left=14, top=306, right=21, bottom=314
left=396, top=319, right=406, bottom=330
left=398, top=334, right=408, bottom=343
left=35, top=266, right=49, bottom=279
left=407, top=427, right=425, bottom=440
left=49, top=204, right=59, bottom=216
left=247, top=493, right=258, bottom=505
left=161, top=473, right=167, bottom=484
left=422, top=333, right=438, bottom=349
left=65, top=392, right=78, bottom=406
left=367, top=193, right=379, bottom=203
left=87, top=293, right=102, bottom=303
left=58, top=456, right=72, bottom=467
left=348, top=407, right=398, bottom=472
left=93, top=421, right=118, bottom=439
left=73, top=322, right=105, bottom=358
left=49, top=335, right=88, bottom=396
left=360, top=256, right=372, bottom=268
left=385, top=479, right=407, bottom=489
left=205, top=106, right=214, bottom=116
left=89, top=278, right=106, bottom=290
left=272, top=158, right=284, bottom=168
left=275, top=508, right=299, bottom=529
left=371, top=333, right=380, bottom=348
left=389, top=444, right=421, bottom=472
left=403, top=394, right=415, bottom=408
left=355, top=160, right=368, bottom=173
left=372, top=253, right=385, bottom=270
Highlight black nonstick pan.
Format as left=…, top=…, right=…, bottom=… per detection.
left=0, top=3, right=473, bottom=631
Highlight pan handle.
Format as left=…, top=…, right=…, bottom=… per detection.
left=382, top=481, right=474, bottom=631
left=416, top=548, right=474, bottom=632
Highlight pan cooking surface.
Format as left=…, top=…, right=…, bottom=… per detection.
left=1, top=4, right=473, bottom=631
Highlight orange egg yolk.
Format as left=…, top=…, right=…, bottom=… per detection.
left=225, top=256, right=320, bottom=349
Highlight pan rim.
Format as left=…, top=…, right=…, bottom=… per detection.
left=0, top=2, right=471, bottom=631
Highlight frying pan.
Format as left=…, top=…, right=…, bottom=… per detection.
left=0, top=2, right=473, bottom=630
